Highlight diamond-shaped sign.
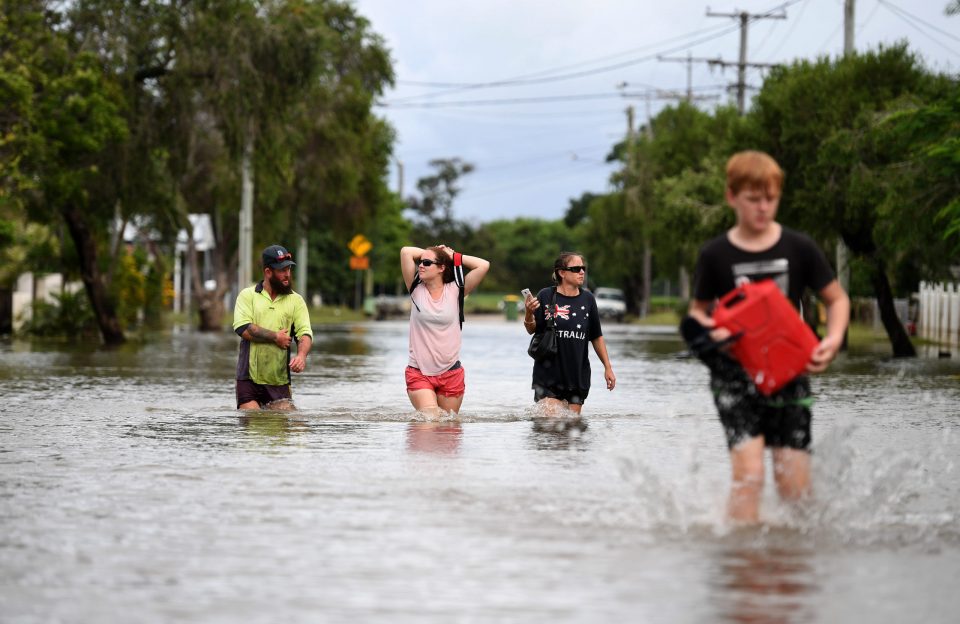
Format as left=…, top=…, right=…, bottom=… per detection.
left=348, top=234, right=372, bottom=257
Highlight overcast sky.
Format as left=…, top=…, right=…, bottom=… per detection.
left=353, top=0, right=959, bottom=224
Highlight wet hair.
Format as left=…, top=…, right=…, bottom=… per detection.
left=552, top=251, right=585, bottom=285
left=726, top=150, right=784, bottom=197
left=423, top=246, right=455, bottom=283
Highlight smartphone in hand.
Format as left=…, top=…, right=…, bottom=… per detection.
left=520, top=288, right=532, bottom=300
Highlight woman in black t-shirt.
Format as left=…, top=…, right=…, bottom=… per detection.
left=522, top=252, right=616, bottom=415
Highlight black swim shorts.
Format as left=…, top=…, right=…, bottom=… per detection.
left=708, top=354, right=813, bottom=451
left=533, top=383, right=589, bottom=406
left=236, top=379, right=292, bottom=408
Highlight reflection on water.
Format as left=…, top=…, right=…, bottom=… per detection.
left=1, top=322, right=959, bottom=622
left=712, top=546, right=818, bottom=624
left=406, top=422, right=463, bottom=454
left=529, top=417, right=590, bottom=451
left=238, top=412, right=309, bottom=441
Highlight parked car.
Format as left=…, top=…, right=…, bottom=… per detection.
left=593, top=287, right=626, bottom=322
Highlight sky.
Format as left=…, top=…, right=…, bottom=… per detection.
left=353, top=0, right=959, bottom=224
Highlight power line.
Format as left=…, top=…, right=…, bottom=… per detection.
left=461, top=161, right=611, bottom=200
left=879, top=0, right=960, bottom=44
left=380, top=84, right=728, bottom=109
left=385, top=22, right=743, bottom=105
left=706, top=7, right=788, bottom=114
left=396, top=21, right=737, bottom=88
left=765, top=0, right=812, bottom=60
left=877, top=0, right=960, bottom=56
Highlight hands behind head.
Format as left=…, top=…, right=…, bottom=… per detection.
left=435, top=244, right=455, bottom=260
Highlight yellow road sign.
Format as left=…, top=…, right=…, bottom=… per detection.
left=348, top=234, right=372, bottom=257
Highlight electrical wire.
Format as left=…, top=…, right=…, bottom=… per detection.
left=877, top=1, right=960, bottom=56
left=879, top=0, right=960, bottom=44
left=763, top=0, right=812, bottom=61
left=381, top=84, right=728, bottom=110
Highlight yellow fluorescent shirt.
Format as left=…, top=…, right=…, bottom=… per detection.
left=233, top=282, right=313, bottom=386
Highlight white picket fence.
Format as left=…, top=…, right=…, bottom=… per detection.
left=919, top=281, right=960, bottom=348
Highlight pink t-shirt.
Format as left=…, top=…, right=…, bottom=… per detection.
left=408, top=281, right=461, bottom=375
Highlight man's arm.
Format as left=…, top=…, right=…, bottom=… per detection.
left=808, top=279, right=850, bottom=373
left=289, top=335, right=312, bottom=373
left=240, top=324, right=291, bottom=349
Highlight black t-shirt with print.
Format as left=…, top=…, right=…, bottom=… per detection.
left=531, top=287, right=603, bottom=392
left=693, top=226, right=835, bottom=309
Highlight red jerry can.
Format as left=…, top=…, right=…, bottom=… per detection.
left=712, top=280, right=820, bottom=396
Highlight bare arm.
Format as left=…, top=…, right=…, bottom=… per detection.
left=688, top=299, right=731, bottom=341
left=289, top=335, right=312, bottom=373
left=435, top=245, right=490, bottom=296
left=591, top=336, right=616, bottom=390
left=400, top=246, right=424, bottom=292
left=523, top=293, right=541, bottom=335
left=241, top=324, right=291, bottom=349
left=460, top=254, right=490, bottom=296
left=808, top=279, right=850, bottom=373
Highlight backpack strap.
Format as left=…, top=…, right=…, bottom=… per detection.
left=408, top=272, right=422, bottom=313
left=408, top=254, right=465, bottom=328
left=453, top=252, right=465, bottom=329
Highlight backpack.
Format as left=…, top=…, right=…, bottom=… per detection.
left=408, top=252, right=466, bottom=329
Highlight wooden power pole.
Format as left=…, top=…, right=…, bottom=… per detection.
left=705, top=7, right=786, bottom=114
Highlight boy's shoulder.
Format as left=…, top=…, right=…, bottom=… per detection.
left=778, top=225, right=819, bottom=248
left=698, top=226, right=819, bottom=255
left=698, top=232, right=733, bottom=256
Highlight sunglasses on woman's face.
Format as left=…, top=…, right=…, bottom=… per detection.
left=562, top=265, right=587, bottom=273
left=418, top=258, right=442, bottom=267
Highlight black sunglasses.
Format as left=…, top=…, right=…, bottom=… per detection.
left=562, top=265, right=587, bottom=273
left=418, top=258, right=442, bottom=267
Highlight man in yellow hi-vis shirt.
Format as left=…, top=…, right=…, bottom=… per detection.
left=233, top=245, right=313, bottom=410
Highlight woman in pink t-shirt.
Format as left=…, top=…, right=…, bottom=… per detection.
left=400, top=244, right=490, bottom=417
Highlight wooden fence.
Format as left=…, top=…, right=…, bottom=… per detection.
left=919, top=281, right=960, bottom=348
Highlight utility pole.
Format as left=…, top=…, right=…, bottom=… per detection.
left=658, top=52, right=694, bottom=101
left=706, top=8, right=786, bottom=114
left=623, top=105, right=647, bottom=317
left=836, top=0, right=855, bottom=347
left=238, top=132, right=254, bottom=295
left=619, top=88, right=718, bottom=314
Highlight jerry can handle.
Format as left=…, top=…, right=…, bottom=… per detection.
left=718, top=285, right=748, bottom=309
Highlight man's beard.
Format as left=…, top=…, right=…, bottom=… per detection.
left=269, top=274, right=292, bottom=295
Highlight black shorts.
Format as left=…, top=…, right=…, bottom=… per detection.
left=236, top=379, right=292, bottom=408
left=533, top=383, right=589, bottom=406
left=709, top=355, right=813, bottom=451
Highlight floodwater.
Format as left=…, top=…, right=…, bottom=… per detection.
left=1, top=318, right=959, bottom=623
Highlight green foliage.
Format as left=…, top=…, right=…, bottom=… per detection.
left=406, top=158, right=476, bottom=244
left=20, top=290, right=97, bottom=338
left=111, top=250, right=146, bottom=329
left=473, top=218, right=579, bottom=292
left=143, top=254, right=169, bottom=327
left=563, top=192, right=598, bottom=229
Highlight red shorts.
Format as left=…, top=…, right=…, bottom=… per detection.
left=405, top=365, right=465, bottom=397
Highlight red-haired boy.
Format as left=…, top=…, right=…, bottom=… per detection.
left=687, top=150, right=850, bottom=523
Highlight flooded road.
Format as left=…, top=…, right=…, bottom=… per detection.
left=2, top=319, right=959, bottom=622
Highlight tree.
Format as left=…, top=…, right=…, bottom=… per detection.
left=473, top=218, right=578, bottom=293
left=406, top=157, right=475, bottom=245
left=747, top=44, right=950, bottom=356
left=563, top=192, right=598, bottom=229
left=1, top=1, right=130, bottom=344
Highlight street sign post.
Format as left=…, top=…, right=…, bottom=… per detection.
left=348, top=234, right=373, bottom=310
